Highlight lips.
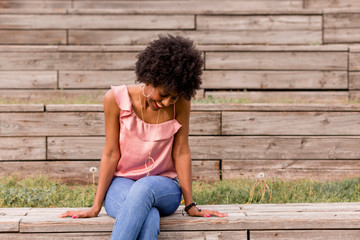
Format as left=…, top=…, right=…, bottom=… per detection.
left=154, top=101, right=161, bottom=109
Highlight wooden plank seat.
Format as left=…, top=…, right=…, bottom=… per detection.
left=1, top=203, right=360, bottom=239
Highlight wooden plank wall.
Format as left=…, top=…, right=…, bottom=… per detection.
left=1, top=103, right=360, bottom=183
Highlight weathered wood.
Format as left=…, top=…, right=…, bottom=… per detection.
left=0, top=160, right=218, bottom=183
left=0, top=217, right=21, bottom=232
left=192, top=160, right=220, bottom=181
left=204, top=91, right=349, bottom=104
left=0, top=137, right=45, bottom=160
left=59, top=71, right=136, bottom=89
left=350, top=46, right=360, bottom=53
left=189, top=136, right=360, bottom=160
left=0, top=161, right=100, bottom=184
left=0, top=52, right=137, bottom=70
left=0, top=104, right=44, bottom=112
left=349, top=91, right=360, bottom=102
left=0, top=113, right=105, bottom=136
left=205, top=52, right=348, bottom=70
left=190, top=112, right=221, bottom=135
left=350, top=53, right=360, bottom=71
left=0, top=14, right=194, bottom=29
left=69, top=30, right=321, bottom=45
left=222, top=159, right=360, bottom=180
left=251, top=230, right=360, bottom=240
left=0, top=209, right=31, bottom=217
left=324, top=28, right=360, bottom=44
left=349, top=72, right=360, bottom=90
left=191, top=103, right=360, bottom=112
left=324, top=12, right=360, bottom=28
left=0, top=233, right=111, bottom=240
left=0, top=89, right=107, bottom=103
left=73, top=1, right=303, bottom=12
left=222, top=111, right=360, bottom=135
left=0, top=71, right=57, bottom=89
left=0, top=1, right=71, bottom=9
left=0, top=30, right=66, bottom=45
left=201, top=71, right=347, bottom=89
left=305, top=0, right=360, bottom=9
left=45, top=104, right=103, bottom=112
left=159, top=231, right=247, bottom=240
left=197, top=15, right=321, bottom=30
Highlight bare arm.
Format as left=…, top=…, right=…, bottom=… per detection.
left=59, top=89, right=121, bottom=218
left=173, top=99, right=227, bottom=218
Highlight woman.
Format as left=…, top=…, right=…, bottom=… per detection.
left=58, top=35, right=227, bottom=239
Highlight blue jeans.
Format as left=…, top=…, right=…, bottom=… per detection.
left=104, top=176, right=182, bottom=240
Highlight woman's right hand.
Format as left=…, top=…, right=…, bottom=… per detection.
left=57, top=206, right=100, bottom=219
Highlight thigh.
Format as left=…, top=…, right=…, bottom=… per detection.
left=132, top=176, right=182, bottom=216
left=104, top=177, right=135, bottom=218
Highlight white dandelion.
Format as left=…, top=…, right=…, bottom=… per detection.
left=257, top=172, right=265, bottom=179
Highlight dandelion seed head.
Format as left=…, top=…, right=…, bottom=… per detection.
left=89, top=167, right=97, bottom=173
left=257, top=172, right=265, bottom=179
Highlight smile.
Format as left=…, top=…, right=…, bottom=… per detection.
left=154, top=101, right=162, bottom=109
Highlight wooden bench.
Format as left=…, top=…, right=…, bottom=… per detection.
left=1, top=203, right=360, bottom=239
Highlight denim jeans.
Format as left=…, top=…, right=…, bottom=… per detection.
left=104, top=176, right=182, bottom=240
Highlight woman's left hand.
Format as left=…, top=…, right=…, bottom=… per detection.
left=186, top=206, right=228, bottom=218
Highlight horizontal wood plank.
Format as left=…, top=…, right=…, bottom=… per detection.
left=350, top=72, right=360, bottom=90
left=0, top=137, right=45, bottom=160
left=0, top=104, right=44, bottom=112
left=197, top=15, right=321, bottom=30
left=189, top=136, right=360, bottom=160
left=0, top=30, right=66, bottom=45
left=69, top=29, right=321, bottom=45
left=0, top=52, right=137, bottom=70
left=159, top=231, right=246, bottom=240
left=0, top=233, right=110, bottom=240
left=0, top=217, right=21, bottom=232
left=251, top=230, right=360, bottom=240
left=305, top=0, right=360, bottom=9
left=0, top=1, right=71, bottom=9
left=45, top=104, right=103, bottom=112
left=324, top=28, right=360, bottom=44
left=0, top=113, right=105, bottom=136
left=222, top=159, right=360, bottom=180
left=205, top=52, right=348, bottom=70
left=350, top=53, right=360, bottom=71
left=222, top=111, right=360, bottom=135
left=204, top=91, right=349, bottom=104
left=201, top=71, right=347, bottom=89
left=0, top=71, right=57, bottom=89
left=324, top=12, right=360, bottom=28
left=59, top=71, right=136, bottom=89
left=0, top=14, right=194, bottom=29
left=73, top=1, right=302, bottom=12
left=192, top=160, right=220, bottom=181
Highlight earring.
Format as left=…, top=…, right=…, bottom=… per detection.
left=142, top=84, right=154, bottom=98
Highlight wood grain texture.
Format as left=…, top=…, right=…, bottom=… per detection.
left=189, top=136, right=360, bottom=160
left=0, top=137, right=45, bottom=160
left=0, top=52, right=137, bottom=70
left=251, top=230, right=360, bottom=240
left=324, top=12, right=360, bottom=28
left=0, top=14, right=194, bottom=30
left=0, top=233, right=111, bottom=240
left=201, top=71, right=347, bottom=89
left=350, top=72, right=360, bottom=90
left=205, top=52, right=348, bottom=70
left=192, top=160, right=220, bottom=181
left=159, top=231, right=247, bottom=240
left=305, top=0, right=360, bottom=9
left=0, top=1, right=71, bottom=9
left=222, top=159, right=360, bottom=180
left=204, top=91, right=349, bottom=104
left=0, top=104, right=44, bottom=112
left=0, top=217, right=20, bottom=232
left=69, top=29, right=321, bottom=45
left=222, top=111, right=360, bottom=135
left=0, top=30, right=66, bottom=45
left=0, top=71, right=57, bottom=89
left=350, top=53, right=360, bottom=71
left=197, top=15, right=321, bottom=30
left=0, top=113, right=105, bottom=136
left=45, top=104, right=103, bottom=112
left=324, top=28, right=360, bottom=44
left=73, top=1, right=302, bottom=12
left=59, top=71, right=136, bottom=89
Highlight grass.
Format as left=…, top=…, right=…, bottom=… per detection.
left=1, top=176, right=360, bottom=208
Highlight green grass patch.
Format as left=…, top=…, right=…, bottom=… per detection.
left=1, top=176, right=360, bottom=207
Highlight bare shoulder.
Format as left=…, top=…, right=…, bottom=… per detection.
left=175, top=97, right=191, bottom=116
left=104, top=89, right=119, bottom=115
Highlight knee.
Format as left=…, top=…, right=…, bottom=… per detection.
left=128, top=178, right=155, bottom=202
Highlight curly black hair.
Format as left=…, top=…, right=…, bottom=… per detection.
left=135, top=35, right=203, bottom=101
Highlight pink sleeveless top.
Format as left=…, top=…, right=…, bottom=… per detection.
left=111, top=85, right=182, bottom=180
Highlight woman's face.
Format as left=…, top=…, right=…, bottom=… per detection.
left=144, top=84, right=179, bottom=111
